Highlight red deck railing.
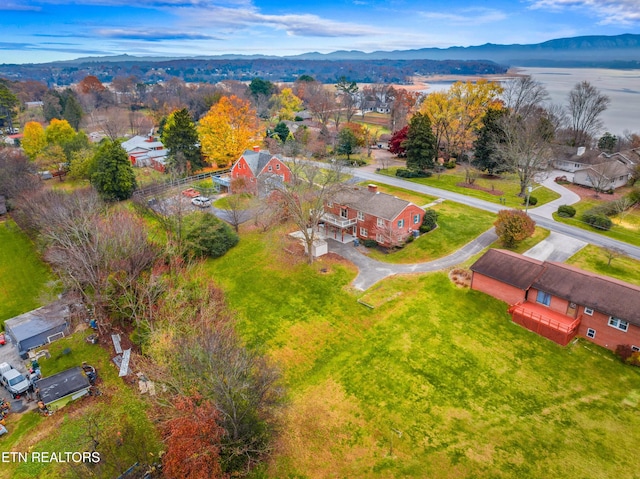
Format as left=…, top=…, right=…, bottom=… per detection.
left=508, top=302, right=581, bottom=346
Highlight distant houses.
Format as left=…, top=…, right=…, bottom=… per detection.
left=121, top=133, right=168, bottom=172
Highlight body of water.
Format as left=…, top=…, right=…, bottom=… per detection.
left=423, top=68, right=640, bottom=137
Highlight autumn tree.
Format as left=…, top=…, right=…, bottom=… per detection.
left=78, top=75, right=107, bottom=95
left=45, top=118, right=76, bottom=146
left=91, top=140, right=137, bottom=201
left=494, top=209, right=536, bottom=248
left=304, top=82, right=335, bottom=126
left=163, top=394, right=228, bottom=479
left=389, top=87, right=420, bottom=131
left=198, top=95, right=262, bottom=168
left=162, top=108, right=204, bottom=174
left=566, top=81, right=610, bottom=147
left=420, top=80, right=503, bottom=159
left=22, top=121, right=47, bottom=160
left=404, top=112, right=437, bottom=171
left=388, top=126, right=408, bottom=157
left=273, top=88, right=303, bottom=121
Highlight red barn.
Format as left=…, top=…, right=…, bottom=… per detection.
left=230, top=149, right=292, bottom=193
left=471, top=249, right=640, bottom=350
left=322, top=184, right=424, bottom=247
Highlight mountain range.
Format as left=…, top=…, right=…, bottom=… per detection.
left=54, top=34, right=640, bottom=68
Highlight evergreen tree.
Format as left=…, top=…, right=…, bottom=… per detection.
left=404, top=112, right=436, bottom=171
left=336, top=127, right=360, bottom=161
left=62, top=93, right=84, bottom=130
left=473, top=107, right=510, bottom=175
left=161, top=108, right=204, bottom=174
left=91, top=140, right=137, bottom=201
left=273, top=121, right=290, bottom=143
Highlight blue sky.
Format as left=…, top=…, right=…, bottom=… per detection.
left=1, top=0, right=639, bottom=64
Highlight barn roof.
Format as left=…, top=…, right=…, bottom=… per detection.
left=36, top=367, right=90, bottom=405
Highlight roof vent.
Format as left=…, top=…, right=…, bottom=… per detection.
left=577, top=146, right=586, bottom=156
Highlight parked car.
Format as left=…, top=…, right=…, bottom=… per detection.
left=191, top=196, right=211, bottom=208
left=0, top=362, right=29, bottom=398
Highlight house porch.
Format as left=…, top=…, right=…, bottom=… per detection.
left=508, top=302, right=581, bottom=346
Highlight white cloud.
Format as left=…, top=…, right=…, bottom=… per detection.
left=418, top=8, right=508, bottom=26
left=528, top=0, right=640, bottom=25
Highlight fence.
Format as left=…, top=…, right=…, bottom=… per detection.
left=133, top=169, right=231, bottom=199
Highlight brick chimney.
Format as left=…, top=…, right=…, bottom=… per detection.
left=367, top=184, right=378, bottom=193
left=252, top=145, right=260, bottom=152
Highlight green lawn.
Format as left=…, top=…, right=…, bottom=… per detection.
left=213, top=193, right=253, bottom=210
left=0, top=220, right=55, bottom=325
left=488, top=226, right=551, bottom=254
left=358, top=182, right=437, bottom=207
left=553, top=200, right=640, bottom=247
left=204, top=232, right=640, bottom=479
left=378, top=167, right=561, bottom=208
left=566, top=244, right=640, bottom=286
left=366, top=201, right=496, bottom=264
left=0, top=331, right=162, bottom=479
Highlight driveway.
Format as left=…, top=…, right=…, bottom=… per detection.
left=526, top=170, right=581, bottom=219
left=523, top=232, right=587, bottom=262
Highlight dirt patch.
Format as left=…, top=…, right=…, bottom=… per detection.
left=562, top=183, right=632, bottom=201
left=456, top=182, right=504, bottom=196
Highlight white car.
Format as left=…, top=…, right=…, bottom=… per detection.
left=0, top=363, right=30, bottom=398
left=191, top=196, right=211, bottom=208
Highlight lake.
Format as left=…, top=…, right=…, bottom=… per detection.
left=424, top=68, right=640, bottom=138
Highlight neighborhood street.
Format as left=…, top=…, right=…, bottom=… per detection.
left=348, top=167, right=640, bottom=261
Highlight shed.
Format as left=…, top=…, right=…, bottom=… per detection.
left=4, top=301, right=70, bottom=358
left=36, top=367, right=91, bottom=408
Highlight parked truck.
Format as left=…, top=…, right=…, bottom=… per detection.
left=0, top=362, right=30, bottom=398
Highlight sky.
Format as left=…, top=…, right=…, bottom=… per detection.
left=1, top=0, right=640, bottom=64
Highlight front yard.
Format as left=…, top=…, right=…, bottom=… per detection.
left=204, top=231, right=640, bottom=479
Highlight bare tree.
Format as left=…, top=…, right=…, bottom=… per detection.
left=566, top=81, right=610, bottom=147
left=497, top=111, right=553, bottom=196
left=0, top=148, right=40, bottom=200
left=501, top=76, right=550, bottom=121
left=374, top=221, right=404, bottom=250
left=305, top=82, right=335, bottom=126
left=270, top=159, right=346, bottom=264
left=612, top=195, right=635, bottom=223
left=603, top=246, right=625, bottom=266
left=218, top=177, right=255, bottom=233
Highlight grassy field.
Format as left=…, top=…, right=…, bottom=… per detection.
left=553, top=199, right=640, bottom=247
left=566, top=244, right=640, bottom=286
left=0, top=220, right=55, bottom=325
left=379, top=167, right=561, bottom=208
left=204, top=231, right=640, bottom=479
left=358, top=182, right=437, bottom=207
left=366, top=201, right=496, bottom=264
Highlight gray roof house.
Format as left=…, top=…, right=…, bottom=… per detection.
left=4, top=301, right=70, bottom=358
left=36, top=367, right=91, bottom=407
left=554, top=147, right=605, bottom=173
left=573, top=160, right=631, bottom=191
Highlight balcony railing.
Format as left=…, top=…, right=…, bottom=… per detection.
left=321, top=212, right=357, bottom=229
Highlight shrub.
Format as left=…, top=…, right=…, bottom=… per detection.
left=294, top=116, right=304, bottom=122
left=363, top=239, right=378, bottom=248
left=526, top=196, right=538, bottom=206
left=615, top=345, right=640, bottom=367
left=582, top=210, right=613, bottom=230
left=183, top=213, right=239, bottom=259
left=627, top=187, right=640, bottom=205
left=405, top=234, right=415, bottom=244
left=494, top=209, right=536, bottom=248
left=395, top=168, right=432, bottom=178
left=421, top=209, right=438, bottom=232
left=444, top=160, right=456, bottom=169
left=557, top=205, right=576, bottom=217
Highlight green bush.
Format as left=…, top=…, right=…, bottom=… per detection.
left=582, top=210, right=613, bottom=230
left=526, top=196, right=538, bottom=206
left=183, top=213, right=239, bottom=258
left=557, top=205, right=576, bottom=217
left=420, top=209, right=438, bottom=233
left=363, top=239, right=378, bottom=248
left=444, top=160, right=456, bottom=169
left=627, top=188, right=640, bottom=205
left=395, top=168, right=432, bottom=178
left=405, top=234, right=415, bottom=244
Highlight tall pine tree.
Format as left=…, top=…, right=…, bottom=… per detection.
left=91, top=140, right=137, bottom=201
left=472, top=107, right=510, bottom=175
left=404, top=112, right=436, bottom=171
left=161, top=108, right=204, bottom=174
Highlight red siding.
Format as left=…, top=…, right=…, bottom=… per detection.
left=470, top=273, right=526, bottom=305
left=260, top=158, right=292, bottom=183
left=231, top=157, right=255, bottom=183
left=527, top=287, right=573, bottom=316
left=578, top=308, right=640, bottom=351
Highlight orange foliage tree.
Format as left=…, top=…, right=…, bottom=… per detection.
left=78, top=75, right=106, bottom=94
left=197, top=95, right=262, bottom=168
left=163, top=394, right=228, bottom=479
left=494, top=209, right=536, bottom=248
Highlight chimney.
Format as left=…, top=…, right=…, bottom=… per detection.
left=577, top=146, right=586, bottom=156
left=252, top=146, right=260, bottom=152
left=367, top=184, right=378, bottom=193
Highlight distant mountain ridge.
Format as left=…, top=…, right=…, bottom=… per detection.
left=53, top=34, right=640, bottom=67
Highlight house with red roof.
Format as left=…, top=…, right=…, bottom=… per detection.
left=230, top=148, right=292, bottom=193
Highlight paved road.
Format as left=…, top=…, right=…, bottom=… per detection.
left=349, top=168, right=640, bottom=261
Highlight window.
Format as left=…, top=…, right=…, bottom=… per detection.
left=340, top=208, right=348, bottom=218
left=376, top=233, right=384, bottom=243
left=327, top=201, right=333, bottom=208
left=397, top=219, right=404, bottom=228
left=608, top=317, right=629, bottom=332
left=586, top=328, right=596, bottom=339
left=360, top=227, right=368, bottom=237
left=536, top=290, right=551, bottom=307
left=377, top=218, right=385, bottom=227
left=583, top=307, right=594, bottom=316
left=631, top=345, right=640, bottom=352
left=357, top=211, right=364, bottom=221
left=276, top=164, right=280, bottom=170
left=268, top=165, right=272, bottom=172
left=414, top=214, right=421, bottom=224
